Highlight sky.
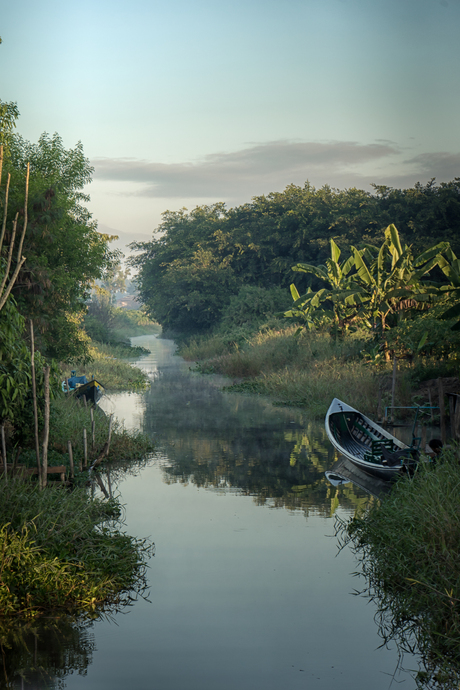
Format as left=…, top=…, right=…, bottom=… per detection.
left=1, top=0, right=460, bottom=256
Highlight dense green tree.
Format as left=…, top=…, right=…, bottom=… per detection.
left=1, top=130, right=118, bottom=360
left=131, top=180, right=460, bottom=334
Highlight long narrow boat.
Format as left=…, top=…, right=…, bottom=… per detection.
left=325, top=398, right=418, bottom=479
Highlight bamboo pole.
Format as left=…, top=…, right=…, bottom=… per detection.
left=0, top=163, right=29, bottom=312
left=29, top=320, right=41, bottom=478
left=83, top=428, right=88, bottom=468
left=41, top=365, right=50, bottom=488
left=437, top=378, right=447, bottom=445
left=68, top=440, right=74, bottom=479
left=91, top=408, right=95, bottom=449
left=390, top=356, right=397, bottom=422
left=1, top=425, right=7, bottom=484
left=0, top=171, right=11, bottom=256
left=106, top=414, right=113, bottom=457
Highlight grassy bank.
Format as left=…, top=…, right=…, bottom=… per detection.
left=0, top=477, right=154, bottom=617
left=338, top=447, right=460, bottom=687
left=179, top=326, right=459, bottom=420
left=62, top=340, right=150, bottom=391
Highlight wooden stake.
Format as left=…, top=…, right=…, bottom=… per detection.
left=390, top=356, right=397, bottom=422
left=1, top=425, right=7, bottom=484
left=438, top=378, right=447, bottom=445
left=106, top=414, right=113, bottom=457
left=449, top=395, right=455, bottom=439
left=29, top=320, right=41, bottom=479
left=83, top=428, right=88, bottom=468
left=42, top=365, right=50, bottom=488
left=91, top=408, right=95, bottom=449
left=428, top=388, right=434, bottom=422
left=453, top=395, right=460, bottom=441
left=68, top=440, right=74, bottom=479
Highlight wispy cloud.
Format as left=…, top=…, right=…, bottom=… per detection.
left=403, top=151, right=460, bottom=181
left=91, top=140, right=401, bottom=199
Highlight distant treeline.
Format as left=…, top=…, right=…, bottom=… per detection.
left=130, top=179, right=460, bottom=333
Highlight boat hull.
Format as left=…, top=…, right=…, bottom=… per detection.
left=325, top=398, right=413, bottom=480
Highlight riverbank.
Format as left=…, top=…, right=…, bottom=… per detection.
left=339, top=446, right=460, bottom=687
left=0, top=476, right=154, bottom=617
left=179, top=327, right=459, bottom=420
left=0, top=334, right=156, bottom=619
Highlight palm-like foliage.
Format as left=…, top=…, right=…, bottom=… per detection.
left=349, top=224, right=449, bottom=332
left=438, top=248, right=460, bottom=330
left=286, top=239, right=358, bottom=334
left=287, top=225, right=450, bottom=343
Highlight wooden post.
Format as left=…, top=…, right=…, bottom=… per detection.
left=376, top=387, right=382, bottom=421
left=41, top=366, right=50, bottom=488
left=438, top=378, right=447, bottom=445
left=106, top=414, right=113, bottom=457
left=83, top=395, right=87, bottom=408
left=449, top=395, right=455, bottom=439
left=91, top=408, right=95, bottom=450
left=1, top=425, right=7, bottom=484
left=83, top=428, right=88, bottom=468
left=454, top=396, right=460, bottom=441
left=390, top=356, right=397, bottom=423
left=29, top=320, right=41, bottom=479
left=428, top=388, right=434, bottom=422
left=68, top=440, right=74, bottom=479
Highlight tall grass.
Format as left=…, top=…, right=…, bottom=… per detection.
left=63, top=341, right=150, bottom=391
left=0, top=477, right=154, bottom=617
left=181, top=326, right=427, bottom=418
left=339, top=447, right=460, bottom=687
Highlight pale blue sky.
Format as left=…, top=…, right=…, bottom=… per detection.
left=2, top=0, right=459, bottom=250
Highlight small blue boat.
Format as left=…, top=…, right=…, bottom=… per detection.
left=62, top=371, right=104, bottom=404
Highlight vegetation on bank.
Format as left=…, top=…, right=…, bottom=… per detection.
left=0, top=477, right=154, bottom=617
left=130, top=181, right=460, bottom=335
left=179, top=323, right=459, bottom=419
left=337, top=448, right=460, bottom=688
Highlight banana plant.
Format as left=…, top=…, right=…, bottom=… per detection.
left=349, top=224, right=449, bottom=333
left=287, top=239, right=360, bottom=336
left=437, top=248, right=460, bottom=330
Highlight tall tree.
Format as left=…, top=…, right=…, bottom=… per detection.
left=1, top=131, right=119, bottom=360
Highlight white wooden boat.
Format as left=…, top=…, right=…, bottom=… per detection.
left=325, top=398, right=418, bottom=480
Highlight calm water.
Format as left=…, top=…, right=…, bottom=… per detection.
left=5, top=335, right=418, bottom=690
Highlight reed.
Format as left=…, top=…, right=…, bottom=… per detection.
left=339, top=447, right=460, bottom=686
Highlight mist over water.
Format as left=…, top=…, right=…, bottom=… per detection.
left=5, top=334, right=417, bottom=689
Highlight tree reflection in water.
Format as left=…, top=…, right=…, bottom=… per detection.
left=0, top=617, right=96, bottom=689
left=140, top=368, right=372, bottom=518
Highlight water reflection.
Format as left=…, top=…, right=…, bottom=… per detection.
left=5, top=334, right=417, bottom=689
left=139, top=367, right=372, bottom=518
left=0, top=618, right=96, bottom=689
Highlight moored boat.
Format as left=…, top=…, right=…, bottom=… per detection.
left=325, top=398, right=418, bottom=480
left=62, top=372, right=105, bottom=404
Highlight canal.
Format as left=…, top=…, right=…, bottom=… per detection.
left=9, top=334, right=418, bottom=689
